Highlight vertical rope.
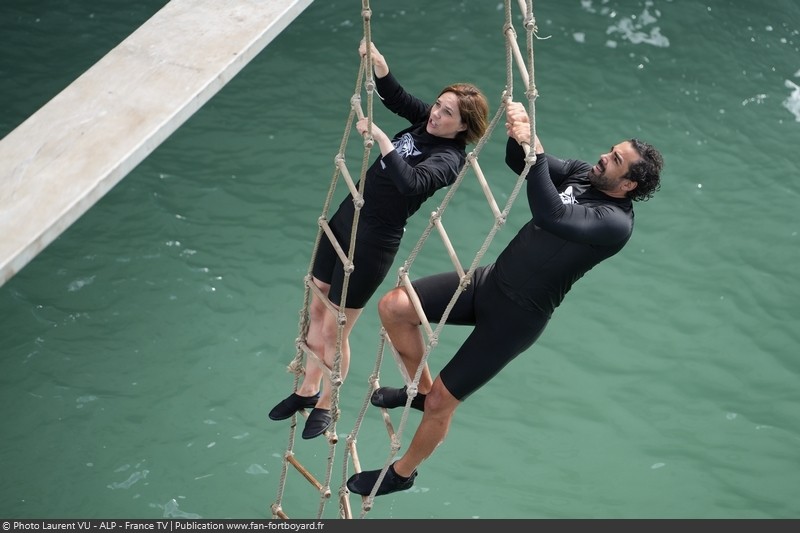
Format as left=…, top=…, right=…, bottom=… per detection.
left=271, top=0, right=376, bottom=520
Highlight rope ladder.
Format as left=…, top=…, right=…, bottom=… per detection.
left=271, top=0, right=542, bottom=519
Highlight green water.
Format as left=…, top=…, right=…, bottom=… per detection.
left=1, top=0, right=799, bottom=520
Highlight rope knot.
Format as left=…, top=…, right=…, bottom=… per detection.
left=524, top=15, right=537, bottom=32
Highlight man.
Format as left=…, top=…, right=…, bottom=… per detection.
left=346, top=101, right=664, bottom=496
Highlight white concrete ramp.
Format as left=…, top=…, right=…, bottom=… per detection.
left=0, top=0, right=313, bottom=287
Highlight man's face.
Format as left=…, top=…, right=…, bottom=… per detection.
left=588, top=141, right=641, bottom=194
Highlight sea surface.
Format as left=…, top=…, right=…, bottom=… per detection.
left=1, top=0, right=799, bottom=520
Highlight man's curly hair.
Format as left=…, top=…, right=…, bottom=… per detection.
left=625, top=138, right=663, bottom=202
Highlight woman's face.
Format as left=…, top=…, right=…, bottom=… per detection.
left=426, top=91, right=467, bottom=139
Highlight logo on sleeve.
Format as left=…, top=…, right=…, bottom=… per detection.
left=381, top=133, right=421, bottom=169
left=560, top=185, right=578, bottom=205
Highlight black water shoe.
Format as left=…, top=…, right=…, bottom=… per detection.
left=302, top=408, right=332, bottom=439
left=370, top=386, right=426, bottom=412
left=268, top=392, right=320, bottom=421
left=347, top=463, right=417, bottom=496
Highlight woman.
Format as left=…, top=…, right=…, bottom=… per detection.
left=268, top=41, right=489, bottom=439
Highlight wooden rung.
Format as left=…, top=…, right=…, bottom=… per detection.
left=345, top=439, right=369, bottom=509
left=378, top=407, right=397, bottom=440
left=317, top=219, right=353, bottom=274
left=335, top=156, right=362, bottom=203
left=400, top=273, right=434, bottom=340
left=472, top=159, right=502, bottom=220
left=286, top=454, right=323, bottom=492
left=271, top=505, right=289, bottom=520
left=340, top=492, right=353, bottom=519
left=348, top=438, right=361, bottom=475
left=433, top=217, right=465, bottom=279
left=305, top=271, right=339, bottom=316
left=297, top=340, right=332, bottom=382
left=505, top=25, right=530, bottom=89
left=326, top=428, right=339, bottom=445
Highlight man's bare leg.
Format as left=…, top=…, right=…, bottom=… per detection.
left=393, top=376, right=459, bottom=477
left=378, top=287, right=433, bottom=393
left=346, top=369, right=460, bottom=495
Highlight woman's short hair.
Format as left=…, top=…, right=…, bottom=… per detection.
left=439, top=83, right=490, bottom=145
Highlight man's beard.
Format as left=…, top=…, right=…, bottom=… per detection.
left=588, top=166, right=615, bottom=192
